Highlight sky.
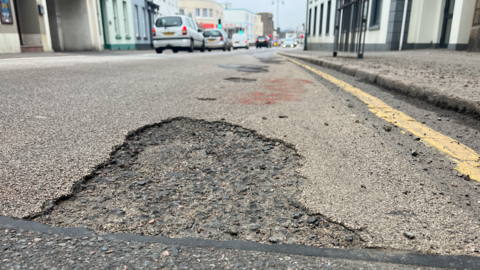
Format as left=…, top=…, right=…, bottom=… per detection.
left=218, top=0, right=307, bottom=30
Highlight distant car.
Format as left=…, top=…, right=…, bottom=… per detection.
left=153, top=15, right=205, bottom=53
left=283, top=38, right=296, bottom=48
left=231, top=34, right=249, bottom=50
left=204, top=29, right=231, bottom=52
left=256, top=36, right=271, bottom=48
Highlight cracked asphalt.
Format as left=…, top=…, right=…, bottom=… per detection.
left=1, top=47, right=480, bottom=268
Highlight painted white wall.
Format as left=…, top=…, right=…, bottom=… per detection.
left=308, top=0, right=390, bottom=45
left=156, top=0, right=179, bottom=16
left=0, top=33, right=21, bottom=53
left=56, top=0, right=103, bottom=51
left=448, top=0, right=476, bottom=45
left=38, top=0, right=53, bottom=52
left=224, top=9, right=256, bottom=42
left=407, top=0, right=444, bottom=44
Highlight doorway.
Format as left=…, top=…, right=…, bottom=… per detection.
left=440, top=0, right=455, bottom=48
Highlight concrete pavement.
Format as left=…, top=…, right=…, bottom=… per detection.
left=1, top=47, right=480, bottom=267
left=280, top=49, right=480, bottom=118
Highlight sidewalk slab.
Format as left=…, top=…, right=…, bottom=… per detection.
left=280, top=49, right=480, bottom=117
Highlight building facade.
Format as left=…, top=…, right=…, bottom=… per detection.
left=254, top=14, right=263, bottom=37
left=257, top=12, right=274, bottom=37
left=306, top=0, right=477, bottom=52
left=468, top=0, right=480, bottom=52
left=157, top=0, right=179, bottom=16
left=0, top=0, right=104, bottom=54
left=224, top=8, right=255, bottom=42
left=179, top=0, right=223, bottom=30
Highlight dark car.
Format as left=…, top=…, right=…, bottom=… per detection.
left=256, top=36, right=271, bottom=48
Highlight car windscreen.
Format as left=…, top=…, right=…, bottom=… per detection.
left=156, top=17, right=182, bottom=27
left=257, top=36, right=266, bottom=40
left=204, top=30, right=222, bottom=37
left=285, top=39, right=294, bottom=42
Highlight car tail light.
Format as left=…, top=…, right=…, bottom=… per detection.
left=256, top=39, right=258, bottom=42
left=182, top=26, right=187, bottom=35
left=220, top=35, right=224, bottom=41
left=245, top=40, right=247, bottom=44
left=152, top=28, right=156, bottom=37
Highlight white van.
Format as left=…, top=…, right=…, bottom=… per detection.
left=231, top=34, right=249, bottom=50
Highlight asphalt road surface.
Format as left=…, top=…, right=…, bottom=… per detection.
left=1, top=46, right=480, bottom=269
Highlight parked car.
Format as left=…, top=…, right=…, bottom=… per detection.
left=231, top=34, right=249, bottom=50
left=283, top=38, right=296, bottom=48
left=153, top=15, right=205, bottom=54
left=204, top=29, right=231, bottom=52
left=256, top=36, right=271, bottom=48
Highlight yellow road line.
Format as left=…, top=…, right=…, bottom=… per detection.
left=279, top=54, right=480, bottom=181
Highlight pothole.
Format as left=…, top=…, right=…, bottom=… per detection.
left=33, top=118, right=362, bottom=248
left=218, top=65, right=269, bottom=73
left=224, top=77, right=257, bottom=82
left=196, top=98, right=217, bottom=101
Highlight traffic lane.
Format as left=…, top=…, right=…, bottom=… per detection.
left=0, top=48, right=315, bottom=220
left=280, top=55, right=480, bottom=257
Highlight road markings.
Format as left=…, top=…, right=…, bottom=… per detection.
left=279, top=54, right=480, bottom=182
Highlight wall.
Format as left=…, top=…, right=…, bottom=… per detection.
left=448, top=0, right=476, bottom=50
left=156, top=0, right=179, bottom=16
left=224, top=9, right=255, bottom=42
left=254, top=14, right=263, bottom=36
left=257, top=12, right=273, bottom=36
left=101, top=0, right=136, bottom=50
left=16, top=0, right=43, bottom=46
left=467, top=0, right=480, bottom=51
left=179, top=0, right=223, bottom=28
left=306, top=0, right=335, bottom=50
left=55, top=0, right=102, bottom=51
left=132, top=0, right=150, bottom=49
left=0, top=0, right=21, bottom=53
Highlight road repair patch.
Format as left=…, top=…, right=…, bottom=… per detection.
left=33, top=118, right=361, bottom=248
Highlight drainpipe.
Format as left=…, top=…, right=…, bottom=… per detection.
left=399, top=0, right=409, bottom=51
left=304, top=0, right=309, bottom=50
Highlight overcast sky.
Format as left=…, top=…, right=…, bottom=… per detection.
left=219, top=0, right=307, bottom=30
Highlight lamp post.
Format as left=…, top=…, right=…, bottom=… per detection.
left=272, top=0, right=284, bottom=32
left=304, top=0, right=309, bottom=50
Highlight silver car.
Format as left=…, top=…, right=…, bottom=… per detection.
left=153, top=15, right=206, bottom=54
left=204, top=29, right=232, bottom=52
left=283, top=38, right=296, bottom=48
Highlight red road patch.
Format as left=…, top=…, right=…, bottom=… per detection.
left=239, top=79, right=312, bottom=105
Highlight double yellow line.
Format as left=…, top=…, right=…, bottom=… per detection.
left=278, top=54, right=480, bottom=181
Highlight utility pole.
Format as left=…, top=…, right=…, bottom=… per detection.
left=272, top=0, right=284, bottom=32
left=304, top=0, right=309, bottom=50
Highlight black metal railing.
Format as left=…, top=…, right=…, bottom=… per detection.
left=333, top=0, right=369, bottom=59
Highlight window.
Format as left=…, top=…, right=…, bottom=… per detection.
left=123, top=1, right=129, bottom=36
left=143, top=7, right=148, bottom=38
left=319, top=4, right=323, bottom=35
left=369, top=0, right=382, bottom=29
left=326, top=1, right=331, bottom=34
left=308, top=8, right=312, bottom=35
left=195, top=9, right=200, bottom=17
left=179, top=9, right=184, bottom=15
left=113, top=0, right=120, bottom=35
left=156, top=17, right=182, bottom=27
left=313, top=6, right=317, bottom=36
left=209, top=9, right=213, bottom=17
left=134, top=5, right=139, bottom=37
left=203, top=9, right=207, bottom=17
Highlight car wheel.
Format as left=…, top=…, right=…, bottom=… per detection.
left=208, top=49, right=211, bottom=52
left=172, top=49, right=179, bottom=53
left=228, top=46, right=232, bottom=51
left=155, top=48, right=163, bottom=54
left=246, top=46, right=249, bottom=50
left=200, top=41, right=205, bottom=52
left=188, top=40, right=194, bottom=53
left=223, top=44, right=227, bottom=51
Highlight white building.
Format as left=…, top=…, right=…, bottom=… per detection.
left=155, top=0, right=180, bottom=16
left=306, top=0, right=477, bottom=51
left=224, top=9, right=256, bottom=43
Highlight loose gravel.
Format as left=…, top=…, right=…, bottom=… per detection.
left=34, top=118, right=361, bottom=249
left=0, top=227, right=440, bottom=270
